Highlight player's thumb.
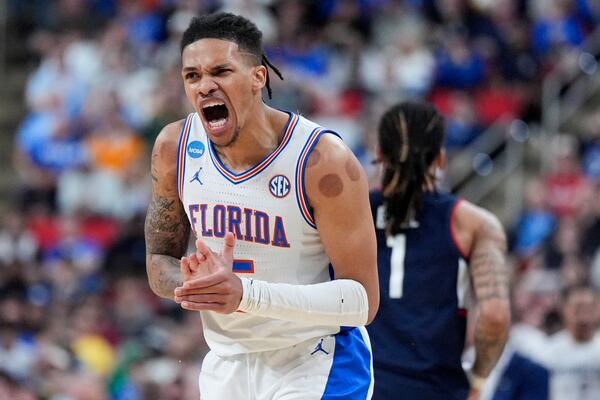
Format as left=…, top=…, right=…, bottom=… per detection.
left=222, top=231, right=236, bottom=261
left=180, top=256, right=192, bottom=281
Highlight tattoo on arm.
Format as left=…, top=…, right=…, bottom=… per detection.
left=145, top=194, right=190, bottom=256
left=470, top=217, right=510, bottom=377
left=470, top=219, right=509, bottom=302
left=473, top=319, right=508, bottom=377
left=146, top=255, right=183, bottom=298
left=145, top=193, right=191, bottom=298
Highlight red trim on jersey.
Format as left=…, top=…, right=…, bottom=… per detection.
left=296, top=128, right=323, bottom=227
left=177, top=115, right=193, bottom=201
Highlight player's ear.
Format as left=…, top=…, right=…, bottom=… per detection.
left=252, top=65, right=267, bottom=92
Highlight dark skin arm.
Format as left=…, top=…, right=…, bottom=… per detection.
left=453, top=201, right=510, bottom=395
left=145, top=121, right=191, bottom=299
left=305, top=134, right=379, bottom=323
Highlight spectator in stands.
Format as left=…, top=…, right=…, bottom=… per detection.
left=581, top=184, right=600, bottom=285
left=575, top=0, right=600, bottom=32
left=531, top=0, right=585, bottom=59
left=444, top=91, right=484, bottom=149
left=0, top=371, right=36, bottom=400
left=0, top=213, right=38, bottom=266
left=583, top=143, right=600, bottom=181
left=359, top=16, right=435, bottom=99
left=539, top=285, right=600, bottom=400
left=544, top=141, right=588, bottom=219
left=544, top=217, right=581, bottom=270
left=512, top=179, right=557, bottom=260
left=0, top=310, right=37, bottom=381
left=435, top=30, right=486, bottom=89
left=479, top=327, right=550, bottom=400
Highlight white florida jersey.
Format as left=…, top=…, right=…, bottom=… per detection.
left=177, top=112, right=340, bottom=356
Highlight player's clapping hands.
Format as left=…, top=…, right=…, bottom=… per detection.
left=174, top=232, right=244, bottom=314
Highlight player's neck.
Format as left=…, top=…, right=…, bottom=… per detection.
left=214, top=104, right=289, bottom=173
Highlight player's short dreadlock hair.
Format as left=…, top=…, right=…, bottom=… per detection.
left=180, top=12, right=283, bottom=99
left=378, top=101, right=445, bottom=236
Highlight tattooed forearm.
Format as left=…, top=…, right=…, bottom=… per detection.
left=146, top=254, right=184, bottom=299
left=470, top=216, right=510, bottom=377
left=472, top=319, right=509, bottom=377
left=145, top=193, right=190, bottom=298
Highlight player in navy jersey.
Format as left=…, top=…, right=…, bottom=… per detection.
left=144, top=12, right=379, bottom=399
left=367, top=102, right=511, bottom=400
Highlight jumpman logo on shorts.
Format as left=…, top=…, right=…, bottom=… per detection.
left=311, top=338, right=329, bottom=355
left=190, top=167, right=203, bottom=185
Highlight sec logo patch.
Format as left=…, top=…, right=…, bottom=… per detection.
left=269, top=175, right=291, bottom=198
left=187, top=141, right=205, bottom=158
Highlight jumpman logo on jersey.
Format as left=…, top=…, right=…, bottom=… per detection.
left=311, top=338, right=329, bottom=355
left=190, top=167, right=203, bottom=185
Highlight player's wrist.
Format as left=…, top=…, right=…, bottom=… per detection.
left=466, top=370, right=488, bottom=391
left=236, top=277, right=368, bottom=326
left=238, top=277, right=256, bottom=312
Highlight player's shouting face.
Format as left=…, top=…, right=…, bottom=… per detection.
left=181, top=38, right=267, bottom=148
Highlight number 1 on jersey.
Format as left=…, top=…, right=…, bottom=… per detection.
left=386, top=234, right=406, bottom=299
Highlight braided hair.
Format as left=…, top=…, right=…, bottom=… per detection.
left=180, top=12, right=283, bottom=99
left=378, top=102, right=445, bottom=236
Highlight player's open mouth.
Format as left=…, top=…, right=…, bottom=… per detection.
left=202, top=101, right=229, bottom=131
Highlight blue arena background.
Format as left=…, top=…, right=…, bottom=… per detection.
left=0, top=1, right=599, bottom=399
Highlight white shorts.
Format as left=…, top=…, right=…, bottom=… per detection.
left=199, top=327, right=374, bottom=400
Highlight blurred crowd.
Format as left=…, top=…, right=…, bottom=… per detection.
left=2, top=0, right=600, bottom=399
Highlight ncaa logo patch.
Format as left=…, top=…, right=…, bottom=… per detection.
left=187, top=141, right=205, bottom=158
left=269, top=175, right=291, bottom=198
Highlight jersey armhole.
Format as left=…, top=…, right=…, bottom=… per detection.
left=450, top=198, right=470, bottom=260
left=295, top=128, right=342, bottom=229
left=176, top=114, right=194, bottom=203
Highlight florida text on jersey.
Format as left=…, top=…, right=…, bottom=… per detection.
left=176, top=111, right=371, bottom=359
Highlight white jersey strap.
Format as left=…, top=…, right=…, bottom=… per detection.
left=295, top=128, right=342, bottom=228
left=176, top=114, right=195, bottom=202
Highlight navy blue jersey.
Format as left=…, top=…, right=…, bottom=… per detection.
left=368, top=191, right=471, bottom=400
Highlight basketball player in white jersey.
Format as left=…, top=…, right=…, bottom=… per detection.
left=144, top=12, right=379, bottom=400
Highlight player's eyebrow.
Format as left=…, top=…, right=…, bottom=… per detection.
left=209, top=63, right=232, bottom=71
left=182, top=63, right=232, bottom=72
